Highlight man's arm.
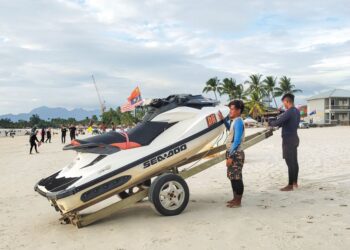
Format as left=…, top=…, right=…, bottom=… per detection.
left=229, top=118, right=244, bottom=156
left=269, top=109, right=291, bottom=127
left=223, top=116, right=231, bottom=130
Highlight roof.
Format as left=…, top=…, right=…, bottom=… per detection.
left=307, top=89, right=350, bottom=101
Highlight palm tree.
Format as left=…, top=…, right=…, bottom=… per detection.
left=218, top=78, right=236, bottom=100
left=274, top=76, right=302, bottom=97
left=245, top=90, right=265, bottom=119
left=203, top=77, right=220, bottom=100
left=245, top=74, right=266, bottom=96
left=234, top=83, right=246, bottom=100
left=263, top=76, right=278, bottom=108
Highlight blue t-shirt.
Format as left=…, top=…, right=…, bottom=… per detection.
left=224, top=116, right=244, bottom=154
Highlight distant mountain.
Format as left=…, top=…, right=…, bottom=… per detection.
left=0, top=106, right=100, bottom=122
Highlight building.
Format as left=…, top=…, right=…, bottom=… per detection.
left=307, top=89, right=350, bottom=125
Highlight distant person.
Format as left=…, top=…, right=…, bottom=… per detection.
left=29, top=130, right=40, bottom=154
left=100, top=123, right=107, bottom=133
left=69, top=125, right=76, bottom=141
left=111, top=122, right=116, bottom=131
left=269, top=93, right=300, bottom=191
left=45, top=128, right=52, bottom=143
left=61, top=126, right=67, bottom=143
left=40, top=128, right=45, bottom=142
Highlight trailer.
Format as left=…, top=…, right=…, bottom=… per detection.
left=57, top=128, right=273, bottom=228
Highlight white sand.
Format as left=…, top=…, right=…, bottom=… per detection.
left=0, top=127, right=349, bottom=250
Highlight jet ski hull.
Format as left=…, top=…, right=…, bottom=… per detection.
left=36, top=121, right=225, bottom=213
left=34, top=94, right=229, bottom=214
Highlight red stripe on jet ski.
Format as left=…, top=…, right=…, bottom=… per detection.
left=110, top=142, right=141, bottom=149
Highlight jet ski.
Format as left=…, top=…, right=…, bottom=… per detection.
left=34, top=94, right=229, bottom=214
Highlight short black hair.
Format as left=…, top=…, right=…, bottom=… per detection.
left=281, top=93, right=295, bottom=103
left=228, top=100, right=245, bottom=114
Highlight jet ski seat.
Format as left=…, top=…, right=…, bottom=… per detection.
left=65, top=121, right=175, bottom=153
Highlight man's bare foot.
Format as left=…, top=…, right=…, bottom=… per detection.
left=293, top=182, right=298, bottom=189
left=226, top=199, right=235, bottom=204
left=280, top=185, right=293, bottom=191
left=227, top=202, right=241, bottom=208
left=226, top=195, right=242, bottom=208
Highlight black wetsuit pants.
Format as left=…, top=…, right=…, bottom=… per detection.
left=231, top=179, right=244, bottom=196
left=61, top=134, right=66, bottom=143
left=30, top=142, right=38, bottom=153
left=70, top=133, right=75, bottom=141
left=283, top=135, right=299, bottom=185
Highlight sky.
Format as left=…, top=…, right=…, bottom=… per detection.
left=0, top=0, right=350, bottom=114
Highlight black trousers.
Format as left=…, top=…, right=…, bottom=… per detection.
left=282, top=136, right=299, bottom=185
left=61, top=135, right=66, bottom=143
left=231, top=179, right=244, bottom=195
left=30, top=142, right=38, bottom=153
left=70, top=134, right=75, bottom=141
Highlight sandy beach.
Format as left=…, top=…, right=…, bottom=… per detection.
left=0, top=126, right=349, bottom=250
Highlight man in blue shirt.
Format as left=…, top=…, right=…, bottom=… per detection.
left=269, top=93, right=300, bottom=191
left=220, top=100, right=245, bottom=208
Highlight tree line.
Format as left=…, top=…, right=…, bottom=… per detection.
left=202, top=74, right=302, bottom=118
left=0, top=107, right=143, bottom=129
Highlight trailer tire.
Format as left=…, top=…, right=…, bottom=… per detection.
left=149, top=173, right=189, bottom=216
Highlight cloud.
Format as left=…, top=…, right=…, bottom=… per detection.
left=0, top=0, right=350, bottom=114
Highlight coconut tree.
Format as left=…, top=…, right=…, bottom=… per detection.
left=274, top=76, right=302, bottom=97
left=245, top=74, right=266, bottom=96
left=263, top=76, right=278, bottom=108
left=203, top=77, right=220, bottom=100
left=218, top=78, right=236, bottom=100
left=245, top=90, right=265, bottom=119
left=234, top=83, right=247, bottom=100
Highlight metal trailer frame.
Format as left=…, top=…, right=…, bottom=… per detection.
left=58, top=129, right=273, bottom=228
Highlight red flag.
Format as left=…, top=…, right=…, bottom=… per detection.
left=121, top=86, right=144, bottom=113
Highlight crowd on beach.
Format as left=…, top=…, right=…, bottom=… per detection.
left=28, top=123, right=134, bottom=155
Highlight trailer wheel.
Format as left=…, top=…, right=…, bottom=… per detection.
left=149, top=173, right=189, bottom=216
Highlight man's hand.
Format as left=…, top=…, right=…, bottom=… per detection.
left=218, top=110, right=224, bottom=121
left=226, top=158, right=233, bottom=167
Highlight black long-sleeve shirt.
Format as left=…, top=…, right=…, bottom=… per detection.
left=29, top=134, right=39, bottom=144
left=270, top=107, right=300, bottom=138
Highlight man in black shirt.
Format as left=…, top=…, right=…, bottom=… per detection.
left=61, top=126, right=67, bottom=143
left=29, top=130, right=40, bottom=154
left=69, top=125, right=77, bottom=141
left=269, top=93, right=300, bottom=191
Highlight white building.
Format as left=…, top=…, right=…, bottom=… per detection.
left=307, top=89, right=350, bottom=125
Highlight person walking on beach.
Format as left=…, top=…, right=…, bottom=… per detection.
left=61, top=126, right=67, bottom=143
left=69, top=124, right=76, bottom=141
left=29, top=130, right=40, bottom=154
left=45, top=128, right=52, bottom=143
left=220, top=100, right=245, bottom=208
left=40, top=128, right=45, bottom=142
left=269, top=93, right=300, bottom=191
left=111, top=122, right=116, bottom=131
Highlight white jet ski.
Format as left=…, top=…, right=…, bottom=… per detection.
left=34, top=94, right=229, bottom=214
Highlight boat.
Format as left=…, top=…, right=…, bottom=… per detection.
left=34, top=94, right=229, bottom=214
